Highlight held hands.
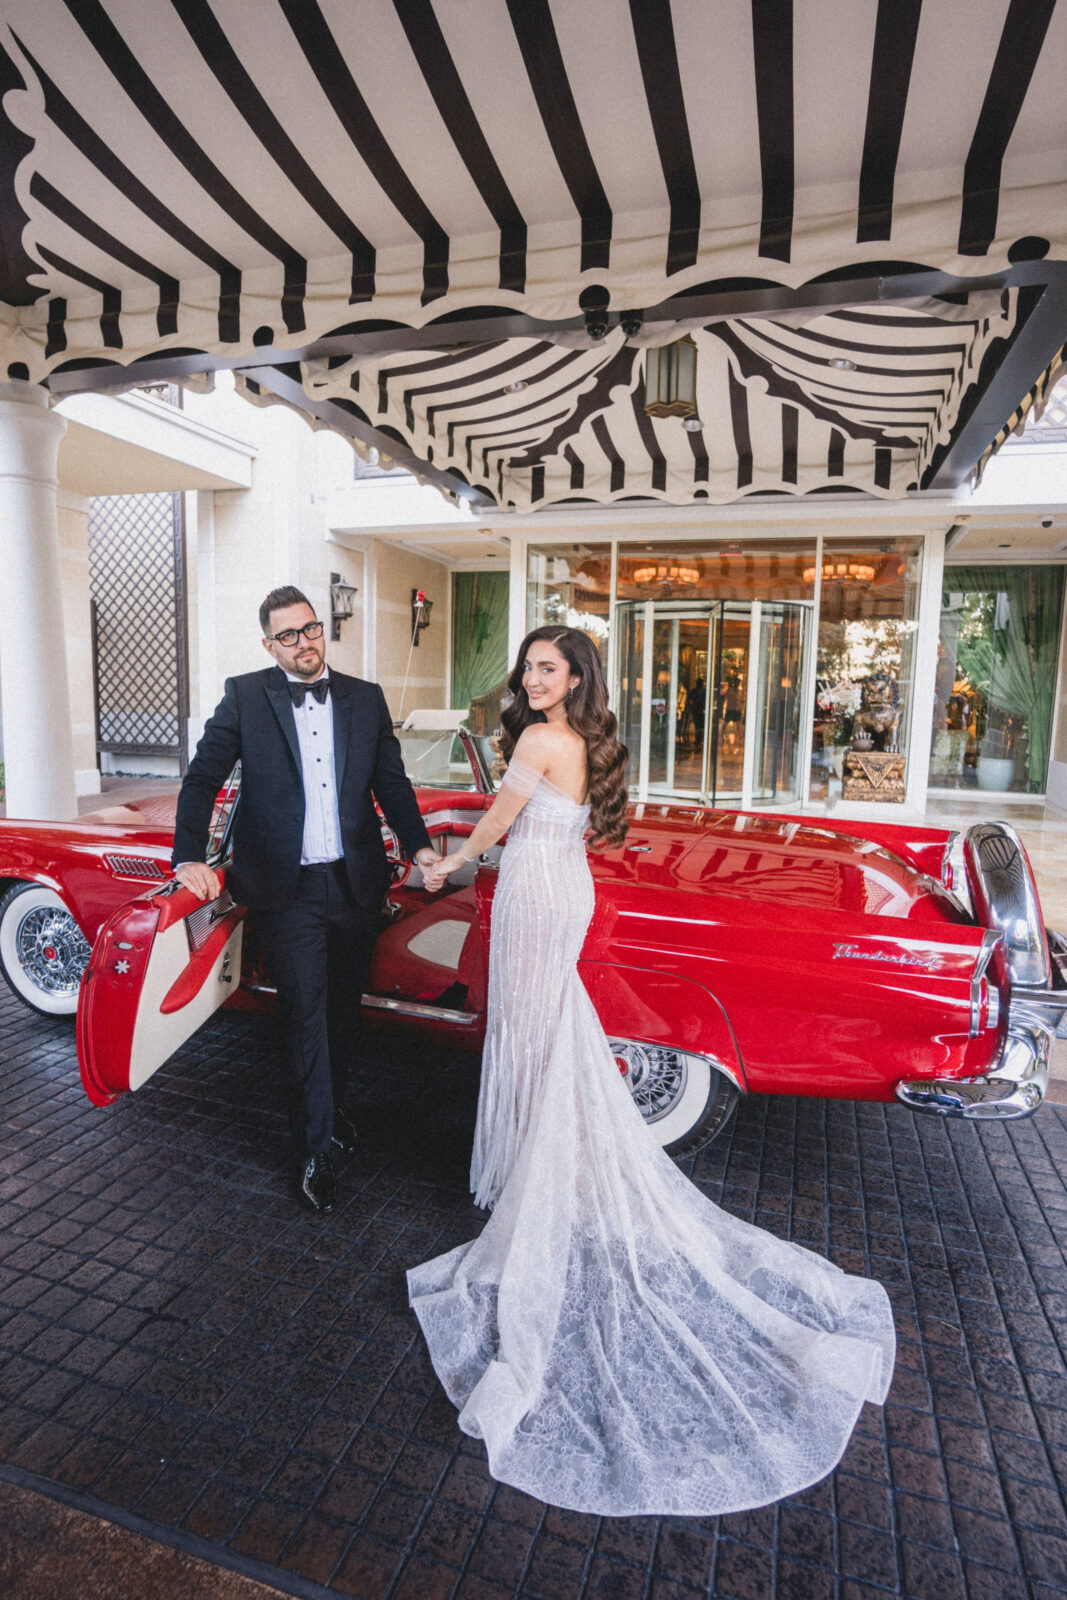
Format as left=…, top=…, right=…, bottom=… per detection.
left=174, top=862, right=223, bottom=900
left=421, top=850, right=468, bottom=892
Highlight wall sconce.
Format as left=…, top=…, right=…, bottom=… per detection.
left=644, top=334, right=698, bottom=419
left=411, top=588, right=433, bottom=646
left=329, top=571, right=359, bottom=641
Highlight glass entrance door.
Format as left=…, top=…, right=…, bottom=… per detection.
left=615, top=599, right=809, bottom=807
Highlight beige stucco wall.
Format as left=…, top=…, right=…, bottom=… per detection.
left=322, top=547, right=365, bottom=680
left=370, top=541, right=449, bottom=718
left=188, top=398, right=351, bottom=697
left=210, top=417, right=320, bottom=687
left=184, top=397, right=379, bottom=745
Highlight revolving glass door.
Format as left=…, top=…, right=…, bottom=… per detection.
left=615, top=599, right=809, bottom=807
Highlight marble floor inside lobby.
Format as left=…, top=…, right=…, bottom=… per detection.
left=923, top=795, right=1067, bottom=932
left=924, top=794, right=1067, bottom=1089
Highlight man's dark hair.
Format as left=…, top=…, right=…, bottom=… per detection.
left=260, top=586, right=314, bottom=634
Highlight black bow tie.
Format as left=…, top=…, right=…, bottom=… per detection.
left=288, top=678, right=329, bottom=706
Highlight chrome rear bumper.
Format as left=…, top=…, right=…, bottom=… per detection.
left=896, top=922, right=1067, bottom=1123
left=896, top=1017, right=1050, bottom=1120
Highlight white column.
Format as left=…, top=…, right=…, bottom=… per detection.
left=905, top=528, right=945, bottom=816
left=0, top=381, right=75, bottom=819
left=508, top=534, right=526, bottom=664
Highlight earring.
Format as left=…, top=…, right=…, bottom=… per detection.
left=567, top=684, right=577, bottom=701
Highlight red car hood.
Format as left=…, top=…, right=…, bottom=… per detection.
left=591, top=807, right=968, bottom=924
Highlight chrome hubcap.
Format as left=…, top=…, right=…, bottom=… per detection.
left=16, top=907, right=91, bottom=996
left=611, top=1040, right=688, bottom=1123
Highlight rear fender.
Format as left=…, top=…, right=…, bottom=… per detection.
left=577, top=960, right=746, bottom=1090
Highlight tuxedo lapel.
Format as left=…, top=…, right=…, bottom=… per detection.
left=330, top=672, right=352, bottom=792
left=265, top=666, right=301, bottom=774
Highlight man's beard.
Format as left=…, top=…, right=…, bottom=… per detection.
left=291, top=652, right=325, bottom=679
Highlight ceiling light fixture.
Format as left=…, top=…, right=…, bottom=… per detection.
left=632, top=560, right=701, bottom=585
left=802, top=560, right=876, bottom=584
left=644, top=334, right=698, bottom=419
left=682, top=415, right=703, bottom=432
left=830, top=357, right=857, bottom=371
left=506, top=379, right=527, bottom=393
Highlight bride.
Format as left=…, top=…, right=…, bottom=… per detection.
left=412, top=626, right=895, bottom=1517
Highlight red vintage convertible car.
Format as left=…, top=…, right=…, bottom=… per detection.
left=1, top=714, right=1065, bottom=1154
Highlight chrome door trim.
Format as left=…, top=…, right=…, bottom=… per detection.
left=361, top=994, right=479, bottom=1025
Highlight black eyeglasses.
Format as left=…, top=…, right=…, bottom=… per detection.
left=266, top=620, right=325, bottom=647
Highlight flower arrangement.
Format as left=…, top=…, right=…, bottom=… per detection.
left=816, top=681, right=861, bottom=746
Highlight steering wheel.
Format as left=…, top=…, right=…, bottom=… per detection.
left=381, top=826, right=413, bottom=888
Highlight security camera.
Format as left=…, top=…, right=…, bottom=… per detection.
left=1041, top=516, right=1054, bottom=529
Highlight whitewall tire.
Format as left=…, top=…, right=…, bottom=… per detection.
left=609, top=1038, right=741, bottom=1155
left=0, top=882, right=91, bottom=1017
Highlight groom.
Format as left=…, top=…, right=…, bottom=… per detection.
left=172, top=586, right=437, bottom=1213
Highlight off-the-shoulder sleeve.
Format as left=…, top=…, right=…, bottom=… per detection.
left=500, top=756, right=544, bottom=797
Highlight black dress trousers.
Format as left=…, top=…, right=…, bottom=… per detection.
left=255, top=860, right=380, bottom=1159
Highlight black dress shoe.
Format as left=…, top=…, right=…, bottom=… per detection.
left=331, top=1107, right=358, bottom=1155
left=297, top=1152, right=336, bottom=1213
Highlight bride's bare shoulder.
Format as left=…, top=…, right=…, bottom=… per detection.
left=513, top=723, right=556, bottom=759
left=515, top=723, right=582, bottom=760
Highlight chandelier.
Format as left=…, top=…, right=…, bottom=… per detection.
left=632, top=560, right=701, bottom=585
left=802, top=560, right=877, bottom=584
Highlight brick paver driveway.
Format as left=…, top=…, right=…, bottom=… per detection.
left=1, top=983, right=1067, bottom=1600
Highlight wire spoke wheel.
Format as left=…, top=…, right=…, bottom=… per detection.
left=620, top=1042, right=689, bottom=1121
left=0, top=884, right=90, bottom=1017
left=610, top=1038, right=741, bottom=1156
left=17, top=906, right=90, bottom=994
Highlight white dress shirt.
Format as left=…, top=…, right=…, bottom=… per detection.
left=285, top=667, right=343, bottom=864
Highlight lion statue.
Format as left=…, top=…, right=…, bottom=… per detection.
left=851, top=671, right=901, bottom=753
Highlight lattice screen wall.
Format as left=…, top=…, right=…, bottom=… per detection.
left=87, top=491, right=188, bottom=771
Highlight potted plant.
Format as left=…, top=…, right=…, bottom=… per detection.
left=976, top=719, right=1017, bottom=791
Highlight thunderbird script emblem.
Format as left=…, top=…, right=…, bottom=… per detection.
left=833, top=943, right=943, bottom=971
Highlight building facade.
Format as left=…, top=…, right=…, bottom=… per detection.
left=1, top=374, right=1065, bottom=826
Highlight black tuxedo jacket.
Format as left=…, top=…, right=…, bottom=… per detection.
left=172, top=666, right=431, bottom=911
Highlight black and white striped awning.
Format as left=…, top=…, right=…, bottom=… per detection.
left=1, top=0, right=1065, bottom=506
left=268, top=290, right=1019, bottom=507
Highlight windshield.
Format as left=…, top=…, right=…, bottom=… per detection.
left=397, top=727, right=498, bottom=791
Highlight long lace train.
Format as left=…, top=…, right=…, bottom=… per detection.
left=408, top=763, right=895, bottom=1516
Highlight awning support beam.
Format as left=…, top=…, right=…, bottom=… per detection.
left=44, top=266, right=1014, bottom=397
left=240, top=363, right=497, bottom=508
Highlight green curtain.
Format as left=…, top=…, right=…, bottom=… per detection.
left=451, top=570, right=510, bottom=710
left=946, top=565, right=1064, bottom=790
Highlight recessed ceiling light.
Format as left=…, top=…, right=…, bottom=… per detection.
left=682, top=416, right=703, bottom=432
left=506, top=379, right=527, bottom=393
left=831, top=357, right=856, bottom=371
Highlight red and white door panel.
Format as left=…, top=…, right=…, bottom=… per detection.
left=78, top=880, right=245, bottom=1105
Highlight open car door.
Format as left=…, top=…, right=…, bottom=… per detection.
left=77, top=769, right=244, bottom=1106
left=364, top=715, right=498, bottom=1031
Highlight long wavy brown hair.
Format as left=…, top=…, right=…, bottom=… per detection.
left=499, top=626, right=629, bottom=847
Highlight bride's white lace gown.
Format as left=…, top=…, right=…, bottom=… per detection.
left=407, top=759, right=895, bottom=1516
